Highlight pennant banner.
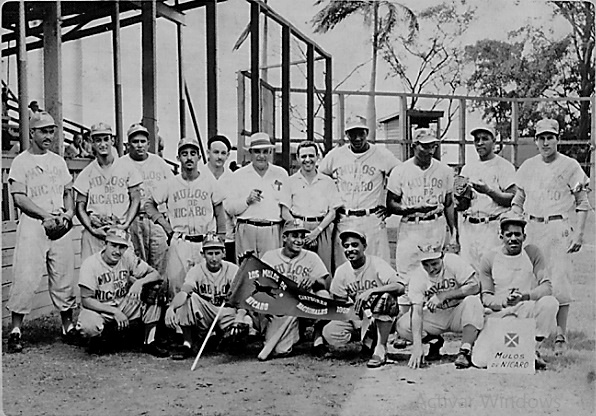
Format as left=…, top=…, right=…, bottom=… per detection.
left=227, top=253, right=354, bottom=321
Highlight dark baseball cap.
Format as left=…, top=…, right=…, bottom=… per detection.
left=339, top=229, right=367, bottom=244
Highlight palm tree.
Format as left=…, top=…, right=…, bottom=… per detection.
left=312, top=1, right=418, bottom=142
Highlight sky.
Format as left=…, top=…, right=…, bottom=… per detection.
left=1, top=0, right=574, bottom=163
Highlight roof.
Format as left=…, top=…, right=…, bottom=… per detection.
left=378, top=109, right=445, bottom=124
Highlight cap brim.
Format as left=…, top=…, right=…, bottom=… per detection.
left=470, top=127, right=494, bottom=136
left=420, top=252, right=442, bottom=262
left=536, top=129, right=558, bottom=136
left=345, top=126, right=368, bottom=132
left=247, top=144, right=275, bottom=150
left=178, top=144, right=201, bottom=152
left=105, top=237, right=128, bottom=245
left=283, top=228, right=309, bottom=234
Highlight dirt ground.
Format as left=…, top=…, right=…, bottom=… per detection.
left=2, top=222, right=595, bottom=416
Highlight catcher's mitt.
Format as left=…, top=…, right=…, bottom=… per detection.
left=140, top=280, right=166, bottom=305
left=42, top=213, right=72, bottom=241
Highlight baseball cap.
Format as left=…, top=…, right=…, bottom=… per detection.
left=418, top=244, right=443, bottom=262
left=127, top=123, right=149, bottom=139
left=499, top=211, right=527, bottom=228
left=29, top=111, right=56, bottom=129
left=202, top=233, right=225, bottom=250
left=413, top=128, right=439, bottom=144
left=470, top=123, right=496, bottom=138
left=535, top=118, right=559, bottom=136
left=105, top=227, right=130, bottom=246
left=345, top=115, right=368, bottom=133
left=177, top=137, right=201, bottom=153
left=246, top=132, right=275, bottom=150
left=283, top=219, right=309, bottom=235
left=339, top=229, right=367, bottom=245
left=90, top=122, right=113, bottom=137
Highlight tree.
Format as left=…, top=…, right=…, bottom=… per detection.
left=312, top=0, right=418, bottom=141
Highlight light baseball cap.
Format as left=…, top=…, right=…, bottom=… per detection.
left=345, top=115, right=368, bottom=133
left=339, top=229, right=367, bottom=245
left=535, top=118, right=559, bottom=136
left=413, top=128, right=439, bottom=144
left=418, top=244, right=443, bottom=262
left=283, top=219, right=309, bottom=235
left=246, top=132, right=275, bottom=150
left=499, top=211, right=527, bottom=228
left=177, top=137, right=201, bottom=153
left=202, top=233, right=225, bottom=250
left=29, top=111, right=56, bottom=129
left=470, top=124, right=496, bottom=138
left=127, top=123, right=149, bottom=139
left=90, top=122, right=113, bottom=137
left=105, top=227, right=130, bottom=246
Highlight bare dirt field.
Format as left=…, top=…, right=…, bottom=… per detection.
left=2, top=214, right=595, bottom=416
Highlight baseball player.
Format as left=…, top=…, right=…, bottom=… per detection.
left=145, top=137, right=225, bottom=299
left=288, top=140, right=342, bottom=274
left=164, top=234, right=252, bottom=360
left=261, top=219, right=331, bottom=357
left=74, top=122, right=142, bottom=260
left=322, top=230, right=406, bottom=368
left=512, top=118, right=590, bottom=355
left=478, top=213, right=559, bottom=369
left=225, top=132, right=293, bottom=260
left=76, top=227, right=169, bottom=357
left=203, top=134, right=237, bottom=263
left=395, top=245, right=484, bottom=369
left=121, top=123, right=174, bottom=275
left=456, top=124, right=516, bottom=270
left=6, top=112, right=77, bottom=353
left=319, top=115, right=400, bottom=266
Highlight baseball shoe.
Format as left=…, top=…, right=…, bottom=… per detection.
left=554, top=335, right=567, bottom=356
left=392, top=337, right=410, bottom=349
left=425, top=336, right=444, bottom=362
left=535, top=351, right=547, bottom=370
left=454, top=348, right=472, bottom=369
left=86, top=336, right=112, bottom=356
left=61, top=327, right=80, bottom=346
left=143, top=342, right=170, bottom=358
left=6, top=332, right=23, bottom=354
left=311, top=338, right=329, bottom=357
left=366, top=354, right=387, bottom=369
left=360, top=344, right=374, bottom=359
left=171, top=345, right=195, bottom=360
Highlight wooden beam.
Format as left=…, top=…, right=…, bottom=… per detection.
left=112, top=2, right=123, bottom=156
left=250, top=1, right=260, bottom=133
left=128, top=0, right=186, bottom=25
left=511, top=100, right=519, bottom=167
left=17, top=0, right=29, bottom=151
left=206, top=0, right=217, bottom=139
left=324, top=56, right=332, bottom=153
left=142, top=0, right=158, bottom=154
left=176, top=0, right=186, bottom=139
left=237, top=71, right=246, bottom=164
left=281, top=25, right=291, bottom=172
left=44, top=1, right=63, bottom=156
left=306, top=44, right=314, bottom=142
left=458, top=98, right=466, bottom=166
left=400, top=96, right=408, bottom=160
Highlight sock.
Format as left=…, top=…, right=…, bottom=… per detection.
left=460, top=342, right=471, bottom=352
left=11, top=327, right=21, bottom=336
left=373, top=344, right=386, bottom=358
left=313, top=337, right=324, bottom=347
left=62, top=323, right=75, bottom=336
left=145, top=326, right=156, bottom=345
left=183, top=341, right=192, bottom=348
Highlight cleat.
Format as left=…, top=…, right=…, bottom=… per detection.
left=366, top=354, right=387, bottom=369
left=7, top=332, right=23, bottom=354
left=454, top=348, right=472, bottom=369
left=554, top=335, right=567, bottom=356
left=425, top=336, right=444, bottom=361
left=535, top=351, right=547, bottom=370
left=171, top=345, right=194, bottom=360
left=143, top=342, right=170, bottom=358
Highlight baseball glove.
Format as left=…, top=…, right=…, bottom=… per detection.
left=453, top=175, right=473, bottom=211
left=140, top=281, right=165, bottom=305
left=356, top=292, right=399, bottom=318
left=42, top=212, right=72, bottom=240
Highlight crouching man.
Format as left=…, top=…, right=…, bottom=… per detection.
left=164, top=234, right=253, bottom=360
left=478, top=212, right=558, bottom=369
left=76, top=228, right=168, bottom=357
left=322, top=230, right=406, bottom=368
left=396, top=245, right=484, bottom=369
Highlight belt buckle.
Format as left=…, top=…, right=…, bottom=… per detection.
left=544, top=216, right=549, bottom=225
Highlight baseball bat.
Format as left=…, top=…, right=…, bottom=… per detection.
left=257, top=316, right=296, bottom=361
left=190, top=301, right=226, bottom=371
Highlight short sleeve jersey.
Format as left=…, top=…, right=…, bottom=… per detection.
left=461, top=155, right=516, bottom=216
left=261, top=248, right=329, bottom=284
left=386, top=158, right=454, bottom=208
left=181, top=261, right=239, bottom=306
left=202, top=166, right=236, bottom=241
left=73, top=157, right=143, bottom=222
left=516, top=154, right=589, bottom=217
left=8, top=151, right=72, bottom=213
left=330, top=256, right=404, bottom=302
left=120, top=154, right=174, bottom=212
left=288, top=170, right=342, bottom=217
left=152, top=172, right=224, bottom=235
left=408, top=253, right=476, bottom=309
left=79, top=249, right=153, bottom=307
left=319, top=144, right=400, bottom=209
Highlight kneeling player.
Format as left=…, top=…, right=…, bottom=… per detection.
left=76, top=228, right=168, bottom=357
left=165, top=234, right=252, bottom=360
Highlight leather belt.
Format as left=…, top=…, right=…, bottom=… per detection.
left=402, top=212, right=443, bottom=223
left=342, top=206, right=380, bottom=217
left=464, top=214, right=500, bottom=224
left=529, top=214, right=565, bottom=223
left=181, top=234, right=205, bottom=243
left=237, top=218, right=282, bottom=227
left=293, top=214, right=325, bottom=222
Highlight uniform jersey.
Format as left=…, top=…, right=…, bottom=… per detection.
left=408, top=253, right=476, bottom=309
left=516, top=154, right=588, bottom=217
left=387, top=158, right=454, bottom=208
left=225, top=163, right=290, bottom=221
left=461, top=155, right=516, bottom=216
left=8, top=150, right=72, bottom=213
left=73, top=157, right=143, bottom=222
left=202, top=165, right=235, bottom=241
left=330, top=255, right=404, bottom=302
left=78, top=249, right=153, bottom=307
left=288, top=170, right=342, bottom=217
left=120, top=154, right=174, bottom=212
left=261, top=248, right=329, bottom=284
left=152, top=171, right=225, bottom=235
left=181, top=261, right=239, bottom=306
left=319, top=144, right=399, bottom=209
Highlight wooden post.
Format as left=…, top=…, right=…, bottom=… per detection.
left=281, top=26, right=291, bottom=172
left=43, top=1, right=63, bottom=155
left=324, top=56, right=332, bottom=152
left=237, top=71, right=246, bottom=164
left=250, top=2, right=260, bottom=133
left=176, top=0, right=186, bottom=139
left=590, top=96, right=595, bottom=191
left=17, top=0, right=29, bottom=151
left=206, top=0, right=217, bottom=139
left=511, top=100, right=519, bottom=167
left=142, top=0, right=158, bottom=154
left=400, top=96, right=408, bottom=160
left=112, top=2, right=123, bottom=156
left=306, top=44, right=314, bottom=142
left=458, top=98, right=466, bottom=167
left=337, top=92, right=345, bottom=148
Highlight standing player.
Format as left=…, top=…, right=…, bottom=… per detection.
left=319, top=115, right=400, bottom=266
left=145, top=137, right=225, bottom=298
left=121, top=123, right=174, bottom=275
left=512, top=118, right=590, bottom=354
left=6, top=112, right=77, bottom=353
left=164, top=234, right=252, bottom=359
left=288, top=141, right=342, bottom=273
left=74, top=122, right=142, bottom=260
left=456, top=124, right=516, bottom=270
left=261, top=219, right=331, bottom=357
left=322, top=230, right=406, bottom=368
left=225, top=132, right=292, bottom=259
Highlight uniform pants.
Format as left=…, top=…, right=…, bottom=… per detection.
left=459, top=218, right=501, bottom=271
left=81, top=228, right=107, bottom=262
left=235, top=222, right=282, bottom=260
left=7, top=215, right=76, bottom=315
left=129, top=214, right=168, bottom=276
left=322, top=314, right=394, bottom=348
left=175, top=293, right=252, bottom=333
left=165, top=237, right=204, bottom=299
left=335, top=214, right=390, bottom=267
left=487, top=296, right=558, bottom=339
left=303, top=220, right=335, bottom=275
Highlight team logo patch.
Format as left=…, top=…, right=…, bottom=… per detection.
left=504, top=333, right=519, bottom=348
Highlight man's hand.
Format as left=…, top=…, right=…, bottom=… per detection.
left=128, top=280, right=144, bottom=299
left=165, top=307, right=177, bottom=329
left=354, top=289, right=374, bottom=314
left=113, top=310, right=129, bottom=330
left=246, top=189, right=263, bottom=205
left=567, top=233, right=583, bottom=253
left=305, top=228, right=321, bottom=246
left=408, top=344, right=425, bottom=369
left=470, top=179, right=491, bottom=194
left=297, top=275, right=317, bottom=291
left=91, top=226, right=108, bottom=240
left=506, top=290, right=523, bottom=307
left=426, top=294, right=444, bottom=313
left=375, top=205, right=388, bottom=220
